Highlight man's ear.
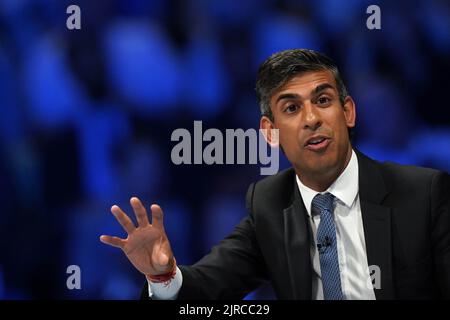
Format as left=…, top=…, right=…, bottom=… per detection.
left=343, top=96, right=356, bottom=129
left=260, top=115, right=279, bottom=147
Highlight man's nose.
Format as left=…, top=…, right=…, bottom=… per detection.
left=302, top=102, right=321, bottom=130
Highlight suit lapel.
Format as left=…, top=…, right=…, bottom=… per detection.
left=283, top=182, right=313, bottom=299
left=281, top=150, right=395, bottom=300
left=356, top=150, right=395, bottom=299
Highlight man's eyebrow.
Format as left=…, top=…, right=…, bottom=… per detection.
left=276, top=93, right=302, bottom=104
left=275, top=83, right=336, bottom=104
left=311, top=83, right=335, bottom=96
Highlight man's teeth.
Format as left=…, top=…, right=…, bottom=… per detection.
left=309, top=138, right=325, bottom=145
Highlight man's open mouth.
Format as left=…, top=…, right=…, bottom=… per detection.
left=305, top=136, right=330, bottom=151
left=307, top=137, right=326, bottom=145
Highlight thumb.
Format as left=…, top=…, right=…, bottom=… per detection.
left=152, top=251, right=175, bottom=273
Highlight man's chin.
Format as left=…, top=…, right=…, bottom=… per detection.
left=297, top=159, right=336, bottom=176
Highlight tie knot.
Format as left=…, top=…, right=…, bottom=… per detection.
left=312, top=192, right=334, bottom=213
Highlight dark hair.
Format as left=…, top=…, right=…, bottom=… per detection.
left=255, top=49, right=349, bottom=122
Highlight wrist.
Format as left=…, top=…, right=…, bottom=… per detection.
left=146, top=258, right=177, bottom=284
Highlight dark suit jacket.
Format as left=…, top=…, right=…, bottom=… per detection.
left=141, top=150, right=450, bottom=300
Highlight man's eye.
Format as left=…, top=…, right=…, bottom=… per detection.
left=317, top=96, right=331, bottom=105
left=284, top=104, right=298, bottom=113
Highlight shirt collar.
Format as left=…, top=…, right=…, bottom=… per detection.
left=296, top=149, right=359, bottom=217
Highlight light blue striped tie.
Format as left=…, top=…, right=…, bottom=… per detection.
left=312, top=192, right=344, bottom=300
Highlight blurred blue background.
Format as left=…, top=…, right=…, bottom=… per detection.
left=0, top=0, right=449, bottom=299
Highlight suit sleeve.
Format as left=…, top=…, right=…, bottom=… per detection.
left=430, top=171, right=450, bottom=298
left=140, top=182, right=268, bottom=300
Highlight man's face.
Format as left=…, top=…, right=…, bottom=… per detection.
left=261, top=70, right=355, bottom=179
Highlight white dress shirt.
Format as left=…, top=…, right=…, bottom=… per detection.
left=296, top=149, right=376, bottom=300
left=147, top=266, right=182, bottom=299
left=149, top=149, right=375, bottom=299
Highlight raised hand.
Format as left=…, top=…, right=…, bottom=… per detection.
left=100, top=197, right=175, bottom=277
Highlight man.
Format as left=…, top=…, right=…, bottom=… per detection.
left=100, top=49, right=450, bottom=300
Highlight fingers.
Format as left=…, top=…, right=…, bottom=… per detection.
left=111, top=205, right=136, bottom=234
left=150, top=204, right=165, bottom=231
left=130, top=197, right=150, bottom=227
left=100, top=235, right=126, bottom=249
